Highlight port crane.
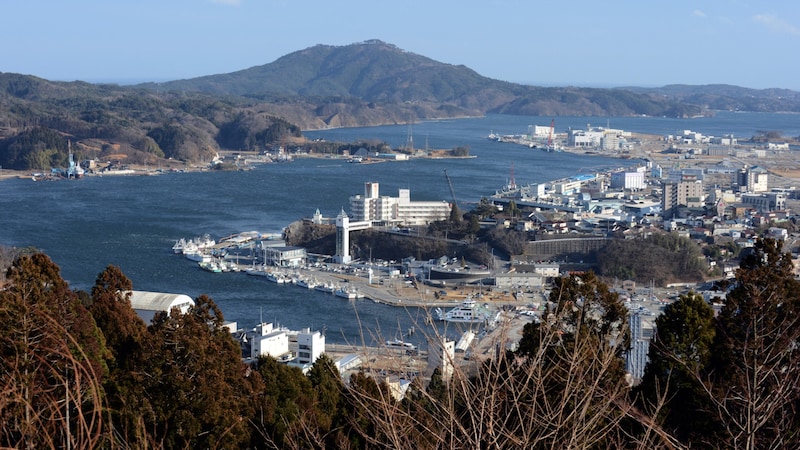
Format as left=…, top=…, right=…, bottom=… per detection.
left=443, top=169, right=457, bottom=206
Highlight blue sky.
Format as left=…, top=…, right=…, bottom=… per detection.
left=2, top=0, right=799, bottom=90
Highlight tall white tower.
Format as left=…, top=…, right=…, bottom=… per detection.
left=335, top=209, right=351, bottom=264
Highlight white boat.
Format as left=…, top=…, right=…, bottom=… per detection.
left=315, top=283, right=335, bottom=293
left=296, top=278, right=318, bottom=289
left=172, top=238, right=187, bottom=254
left=245, top=267, right=270, bottom=277
left=435, top=298, right=494, bottom=323
left=199, top=261, right=222, bottom=273
left=266, top=271, right=288, bottom=284
left=334, top=287, right=363, bottom=299
left=184, top=249, right=212, bottom=263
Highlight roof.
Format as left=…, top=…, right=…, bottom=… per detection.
left=129, top=290, right=194, bottom=313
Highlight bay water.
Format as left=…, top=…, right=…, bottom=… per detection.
left=1, top=112, right=795, bottom=346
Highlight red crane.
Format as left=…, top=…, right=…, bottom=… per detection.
left=546, top=118, right=555, bottom=150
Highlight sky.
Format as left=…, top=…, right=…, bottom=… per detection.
left=2, top=0, right=799, bottom=90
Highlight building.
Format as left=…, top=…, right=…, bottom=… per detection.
left=334, top=209, right=371, bottom=264
left=626, top=313, right=650, bottom=385
left=736, top=166, right=769, bottom=193
left=241, top=322, right=291, bottom=361
left=427, top=337, right=455, bottom=382
left=567, top=128, right=605, bottom=147
left=349, top=182, right=451, bottom=226
left=295, top=327, right=325, bottom=366
left=662, top=176, right=705, bottom=218
left=129, top=290, right=194, bottom=324
left=610, top=171, right=646, bottom=190
left=263, top=245, right=307, bottom=267
left=741, top=192, right=786, bottom=213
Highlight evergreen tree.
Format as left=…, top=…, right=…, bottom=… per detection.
left=706, top=238, right=800, bottom=449
left=634, top=292, right=717, bottom=445
left=139, top=294, right=255, bottom=449
left=251, top=356, right=315, bottom=448
left=87, top=265, right=151, bottom=447
left=0, top=253, right=109, bottom=448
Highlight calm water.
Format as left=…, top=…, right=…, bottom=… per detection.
left=1, top=112, right=795, bottom=346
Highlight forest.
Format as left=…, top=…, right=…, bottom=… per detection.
left=1, top=238, right=799, bottom=449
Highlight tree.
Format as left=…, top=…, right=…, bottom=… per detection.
left=87, top=265, right=151, bottom=447
left=306, top=354, right=342, bottom=434
left=449, top=203, right=462, bottom=223
left=705, top=238, right=800, bottom=449
left=0, top=253, right=109, bottom=448
left=634, top=292, right=717, bottom=445
left=251, top=356, right=315, bottom=449
left=138, top=294, right=255, bottom=449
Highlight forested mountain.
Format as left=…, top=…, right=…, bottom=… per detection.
left=2, top=40, right=799, bottom=171
left=146, top=40, right=703, bottom=120
left=621, top=83, right=800, bottom=113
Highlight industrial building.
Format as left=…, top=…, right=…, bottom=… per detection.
left=129, top=290, right=194, bottom=324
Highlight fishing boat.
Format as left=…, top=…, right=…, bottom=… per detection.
left=296, top=277, right=318, bottom=289
left=198, top=261, right=222, bottom=273
left=314, top=283, right=335, bottom=294
left=266, top=271, right=288, bottom=284
left=334, top=287, right=364, bottom=299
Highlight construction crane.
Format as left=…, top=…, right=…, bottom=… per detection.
left=443, top=169, right=457, bottom=206
left=546, top=118, right=555, bottom=150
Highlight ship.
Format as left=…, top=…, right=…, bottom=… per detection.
left=335, top=287, right=364, bottom=299
left=428, top=266, right=491, bottom=283
left=435, top=298, right=495, bottom=323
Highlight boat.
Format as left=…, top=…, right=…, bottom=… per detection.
left=184, top=249, right=212, bottom=263
left=314, top=283, right=335, bottom=293
left=245, top=266, right=270, bottom=277
left=296, top=278, right=318, bottom=289
left=334, top=287, right=363, bottom=299
left=266, top=271, right=288, bottom=284
left=435, top=298, right=494, bottom=323
left=428, top=266, right=491, bottom=282
left=172, top=238, right=187, bottom=254
left=198, top=261, right=222, bottom=273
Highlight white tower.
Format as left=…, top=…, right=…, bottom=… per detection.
left=335, top=209, right=351, bottom=264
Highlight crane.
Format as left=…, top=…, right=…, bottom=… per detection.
left=443, top=169, right=457, bottom=206
left=546, top=118, right=555, bottom=150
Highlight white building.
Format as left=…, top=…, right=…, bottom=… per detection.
left=567, top=128, right=605, bottom=147
left=246, top=322, right=290, bottom=360
left=736, top=166, right=769, bottom=193
left=610, top=171, right=646, bottom=190
left=129, top=290, right=194, bottom=324
left=295, top=327, right=325, bottom=366
left=427, top=337, right=455, bottom=382
left=349, top=182, right=451, bottom=226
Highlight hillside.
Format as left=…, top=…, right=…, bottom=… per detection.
left=621, top=84, right=800, bottom=113
left=146, top=40, right=702, bottom=122
left=2, top=40, right=800, bottom=171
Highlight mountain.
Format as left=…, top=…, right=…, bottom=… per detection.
left=620, top=84, right=800, bottom=113
left=143, top=40, right=703, bottom=124
left=2, top=40, right=799, bottom=171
